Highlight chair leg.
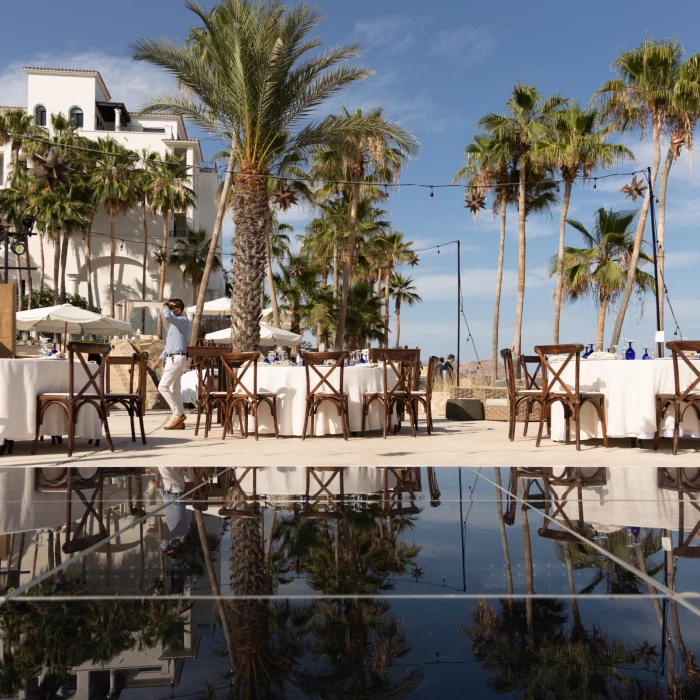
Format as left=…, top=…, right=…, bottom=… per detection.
left=253, top=402, right=260, bottom=441
left=574, top=404, right=581, bottom=451
left=382, top=400, right=389, bottom=440
left=302, top=399, right=310, bottom=440
left=406, top=400, right=417, bottom=438
left=128, top=405, right=136, bottom=442
left=673, top=403, right=681, bottom=455
left=67, top=402, right=75, bottom=458
left=523, top=398, right=531, bottom=437
left=598, top=398, right=608, bottom=448
left=361, top=398, right=368, bottom=437
left=535, top=403, right=546, bottom=448
left=101, top=402, right=115, bottom=453
left=31, top=398, right=42, bottom=455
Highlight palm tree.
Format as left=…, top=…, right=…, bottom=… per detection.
left=479, top=83, right=566, bottom=371
left=549, top=208, right=655, bottom=350
left=131, top=0, right=374, bottom=350
left=390, top=273, right=421, bottom=347
left=145, top=152, right=196, bottom=335
left=90, top=138, right=139, bottom=316
left=169, top=226, right=222, bottom=304
left=265, top=212, right=292, bottom=320
left=454, top=133, right=513, bottom=384
left=376, top=230, right=413, bottom=346
left=343, top=281, right=387, bottom=350
left=273, top=255, right=320, bottom=335
left=537, top=102, right=634, bottom=343
left=595, top=37, right=684, bottom=349
left=311, top=107, right=418, bottom=350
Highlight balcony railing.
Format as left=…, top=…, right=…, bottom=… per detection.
left=169, top=229, right=188, bottom=238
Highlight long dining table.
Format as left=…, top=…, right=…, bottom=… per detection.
left=549, top=357, right=700, bottom=442
left=181, top=363, right=398, bottom=437
left=0, top=358, right=102, bottom=443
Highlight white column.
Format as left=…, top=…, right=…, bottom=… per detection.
left=67, top=273, right=80, bottom=296
left=114, top=108, right=122, bottom=132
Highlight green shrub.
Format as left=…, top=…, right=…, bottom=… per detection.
left=22, top=288, right=101, bottom=313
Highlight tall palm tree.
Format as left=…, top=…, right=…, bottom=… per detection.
left=265, top=212, right=292, bottom=321
left=595, top=37, right=684, bottom=349
left=375, top=230, right=413, bottom=346
left=169, top=226, right=222, bottom=304
left=537, top=103, right=634, bottom=343
left=90, top=138, right=139, bottom=316
left=454, top=133, right=513, bottom=384
left=479, top=83, right=566, bottom=371
left=273, top=255, right=320, bottom=335
left=131, top=0, right=375, bottom=350
left=311, top=107, right=418, bottom=350
left=549, top=208, right=655, bottom=350
left=145, top=152, right=196, bottom=335
left=390, top=273, right=421, bottom=347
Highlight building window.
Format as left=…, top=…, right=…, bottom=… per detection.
left=35, top=105, right=47, bottom=127
left=69, top=107, right=84, bottom=128
left=143, top=127, right=165, bottom=133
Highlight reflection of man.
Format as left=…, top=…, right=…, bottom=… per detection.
left=151, top=299, right=190, bottom=430
left=150, top=467, right=188, bottom=557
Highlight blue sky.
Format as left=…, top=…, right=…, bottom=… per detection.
left=2, top=0, right=700, bottom=360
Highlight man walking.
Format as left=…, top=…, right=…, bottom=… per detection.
left=152, top=299, right=190, bottom=430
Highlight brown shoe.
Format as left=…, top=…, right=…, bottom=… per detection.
left=164, top=415, right=186, bottom=430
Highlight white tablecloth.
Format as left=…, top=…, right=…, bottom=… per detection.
left=549, top=358, right=700, bottom=442
left=181, top=364, right=396, bottom=436
left=0, top=358, right=102, bottom=441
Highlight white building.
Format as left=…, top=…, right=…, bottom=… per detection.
left=0, top=67, right=224, bottom=335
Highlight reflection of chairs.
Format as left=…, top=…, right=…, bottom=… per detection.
left=501, top=349, right=546, bottom=441
left=187, top=346, right=230, bottom=437
left=654, top=341, right=700, bottom=455
left=383, top=467, right=422, bottom=516
left=658, top=467, right=700, bottom=557
left=504, top=469, right=546, bottom=525
left=63, top=468, right=107, bottom=554
left=34, top=467, right=69, bottom=492
left=534, top=344, right=608, bottom=450
left=102, top=467, right=144, bottom=515
left=427, top=466, right=441, bottom=506
left=219, top=467, right=261, bottom=519
left=300, top=351, right=350, bottom=440
left=32, top=342, right=114, bottom=458
left=105, top=352, right=148, bottom=444
left=537, top=468, right=606, bottom=541
left=363, top=350, right=419, bottom=438
left=410, top=356, right=437, bottom=434
left=302, top=467, right=347, bottom=519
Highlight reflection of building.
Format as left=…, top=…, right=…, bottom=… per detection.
left=0, top=67, right=223, bottom=333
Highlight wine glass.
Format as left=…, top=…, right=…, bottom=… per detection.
left=625, top=341, right=636, bottom=360
left=642, top=347, right=650, bottom=360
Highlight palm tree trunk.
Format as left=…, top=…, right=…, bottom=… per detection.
left=265, top=213, right=281, bottom=328
left=384, top=267, right=391, bottom=348
left=491, top=188, right=507, bottom=385
left=656, top=145, right=675, bottom=342
left=335, top=180, right=361, bottom=350
left=39, top=232, right=45, bottom=293
left=376, top=267, right=382, bottom=300
left=190, top=147, right=236, bottom=344
left=520, top=495, right=535, bottom=645
left=666, top=534, right=689, bottom=665
left=86, top=211, right=95, bottom=310
left=494, top=468, right=514, bottom=596
left=53, top=228, right=61, bottom=305
left=230, top=158, right=268, bottom=352
left=15, top=253, right=23, bottom=311
left=157, top=211, right=168, bottom=338
left=513, top=163, right=527, bottom=379
left=141, top=200, right=149, bottom=332
left=596, top=295, right=608, bottom=350
left=610, top=118, right=661, bottom=348
left=24, top=247, right=33, bottom=309
left=333, top=241, right=340, bottom=299
left=59, top=229, right=69, bottom=302
left=395, top=299, right=401, bottom=348
left=109, top=213, right=116, bottom=318
left=563, top=542, right=583, bottom=635
left=552, top=178, right=573, bottom=344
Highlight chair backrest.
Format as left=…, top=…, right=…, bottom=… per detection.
left=106, top=352, right=148, bottom=398
left=423, top=356, right=438, bottom=401
left=219, top=352, right=260, bottom=399
left=187, top=346, right=230, bottom=395
left=534, top=344, right=582, bottom=403
left=500, top=348, right=516, bottom=403
left=375, top=349, right=419, bottom=398
left=195, top=338, right=215, bottom=347
left=300, top=350, right=346, bottom=400
left=667, top=341, right=700, bottom=401
left=520, top=355, right=542, bottom=390
left=67, top=342, right=110, bottom=401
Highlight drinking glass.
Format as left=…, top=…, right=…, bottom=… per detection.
left=625, top=341, right=636, bottom=360
left=642, top=348, right=650, bottom=360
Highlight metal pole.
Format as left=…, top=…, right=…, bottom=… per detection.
left=457, top=240, right=461, bottom=387
left=458, top=467, right=466, bottom=592
left=3, top=235, right=8, bottom=285
left=647, top=166, right=663, bottom=358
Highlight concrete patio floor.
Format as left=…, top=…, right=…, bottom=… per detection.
left=3, top=409, right=700, bottom=468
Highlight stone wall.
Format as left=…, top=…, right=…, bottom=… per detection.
left=448, top=385, right=540, bottom=422
left=110, top=338, right=167, bottom=410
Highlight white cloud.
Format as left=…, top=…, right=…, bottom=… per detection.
left=354, top=17, right=415, bottom=51
left=664, top=250, right=700, bottom=271
left=431, top=26, right=493, bottom=64
left=0, top=51, right=175, bottom=111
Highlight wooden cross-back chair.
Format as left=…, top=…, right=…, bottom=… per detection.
left=500, top=349, right=546, bottom=441
left=300, top=351, right=350, bottom=440
left=105, top=352, right=149, bottom=444
left=219, top=467, right=261, bottom=519
left=62, top=467, right=108, bottom=554
left=209, top=352, right=278, bottom=440
left=658, top=467, right=700, bottom=557
left=362, top=349, right=419, bottom=438
left=534, top=344, right=608, bottom=451
left=537, top=468, right=606, bottom=542
left=382, top=467, right=422, bottom=517
left=654, top=341, right=700, bottom=455
left=187, top=346, right=231, bottom=436
left=31, top=342, right=114, bottom=458
left=410, top=356, right=437, bottom=434
left=102, top=467, right=145, bottom=515
left=302, top=467, right=347, bottom=520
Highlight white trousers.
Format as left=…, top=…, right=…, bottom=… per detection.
left=159, top=355, right=187, bottom=418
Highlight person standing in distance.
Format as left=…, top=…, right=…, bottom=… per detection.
left=443, top=354, right=455, bottom=380
left=151, top=299, right=190, bottom=430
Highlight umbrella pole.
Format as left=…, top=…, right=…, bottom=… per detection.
left=63, top=322, right=67, bottom=354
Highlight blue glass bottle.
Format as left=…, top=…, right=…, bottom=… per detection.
left=642, top=348, right=650, bottom=360
left=625, top=341, right=635, bottom=360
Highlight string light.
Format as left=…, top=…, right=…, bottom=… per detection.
left=429, top=187, right=434, bottom=202
left=593, top=178, right=597, bottom=190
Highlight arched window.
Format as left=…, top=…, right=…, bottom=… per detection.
left=69, top=107, right=84, bottom=128
left=34, top=105, right=46, bottom=127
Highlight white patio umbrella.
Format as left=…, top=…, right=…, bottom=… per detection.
left=16, top=304, right=132, bottom=335
left=205, top=323, right=302, bottom=347
left=185, top=296, right=231, bottom=316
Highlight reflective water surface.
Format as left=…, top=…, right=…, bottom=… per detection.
left=1, top=466, right=699, bottom=698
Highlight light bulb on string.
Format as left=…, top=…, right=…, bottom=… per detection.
left=593, top=178, right=597, bottom=190
left=119, top=241, right=124, bottom=252
left=429, top=187, right=434, bottom=202
left=437, top=246, right=440, bottom=255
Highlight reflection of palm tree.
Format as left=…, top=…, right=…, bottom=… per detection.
left=494, top=468, right=513, bottom=596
